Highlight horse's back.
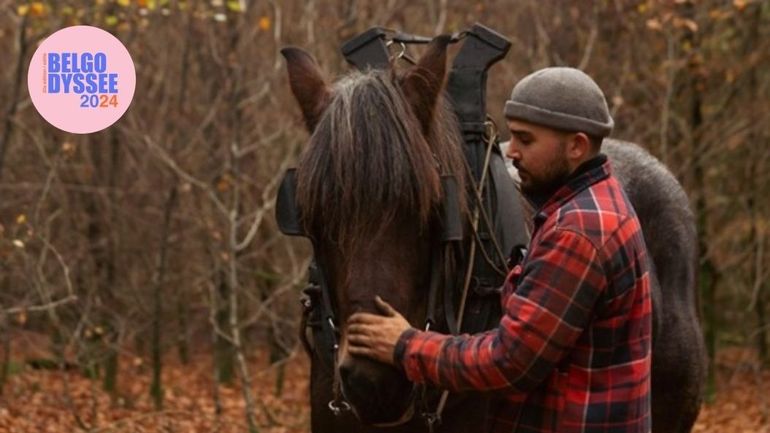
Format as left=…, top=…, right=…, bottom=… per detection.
left=603, top=139, right=706, bottom=433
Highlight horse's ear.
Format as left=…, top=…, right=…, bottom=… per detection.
left=281, top=47, right=331, bottom=132
left=400, top=35, right=452, bottom=135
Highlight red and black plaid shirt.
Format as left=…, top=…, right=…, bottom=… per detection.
left=395, top=155, right=652, bottom=433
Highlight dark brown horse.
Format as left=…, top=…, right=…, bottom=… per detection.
left=283, top=37, right=495, bottom=432
left=282, top=36, right=705, bottom=433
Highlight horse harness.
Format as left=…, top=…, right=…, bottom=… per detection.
left=276, top=24, right=530, bottom=431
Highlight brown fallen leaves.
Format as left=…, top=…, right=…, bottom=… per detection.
left=694, top=347, right=770, bottom=433
left=0, top=345, right=767, bottom=433
left=0, top=348, right=311, bottom=433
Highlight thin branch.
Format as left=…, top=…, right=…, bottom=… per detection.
left=434, top=0, right=447, bottom=35
left=3, top=295, right=78, bottom=315
left=234, top=155, right=290, bottom=251
left=577, top=3, right=599, bottom=70
left=238, top=257, right=311, bottom=329
left=143, top=135, right=229, bottom=217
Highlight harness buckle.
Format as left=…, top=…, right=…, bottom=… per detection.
left=422, top=411, right=442, bottom=432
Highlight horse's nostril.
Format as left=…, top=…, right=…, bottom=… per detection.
left=338, top=363, right=375, bottom=399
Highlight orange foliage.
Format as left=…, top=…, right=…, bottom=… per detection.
left=0, top=351, right=311, bottom=433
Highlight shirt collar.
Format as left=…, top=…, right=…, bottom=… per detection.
left=531, top=154, right=610, bottom=227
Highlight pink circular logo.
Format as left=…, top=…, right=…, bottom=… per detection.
left=27, top=26, right=136, bottom=134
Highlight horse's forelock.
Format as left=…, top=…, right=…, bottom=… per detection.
left=295, top=70, right=467, bottom=252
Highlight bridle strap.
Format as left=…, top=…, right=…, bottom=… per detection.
left=424, top=245, right=444, bottom=332
left=307, top=255, right=352, bottom=416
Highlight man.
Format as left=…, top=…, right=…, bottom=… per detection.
left=347, top=67, right=653, bottom=433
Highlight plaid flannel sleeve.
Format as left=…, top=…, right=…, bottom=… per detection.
left=395, top=228, right=607, bottom=393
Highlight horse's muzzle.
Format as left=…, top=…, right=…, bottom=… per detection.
left=339, top=360, right=415, bottom=425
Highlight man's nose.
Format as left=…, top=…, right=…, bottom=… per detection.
left=505, top=141, right=521, bottom=161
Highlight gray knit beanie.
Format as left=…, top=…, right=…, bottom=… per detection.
left=504, top=67, right=614, bottom=138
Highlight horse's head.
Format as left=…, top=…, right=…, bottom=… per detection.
left=282, top=36, right=467, bottom=425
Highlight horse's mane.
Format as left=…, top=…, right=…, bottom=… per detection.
left=295, top=69, right=468, bottom=251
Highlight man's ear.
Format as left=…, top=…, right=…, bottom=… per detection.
left=281, top=47, right=331, bottom=132
left=568, top=132, right=593, bottom=160
left=399, top=35, right=452, bottom=135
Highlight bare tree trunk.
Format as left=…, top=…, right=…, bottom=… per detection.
left=209, top=276, right=224, bottom=416
left=682, top=1, right=718, bottom=399
left=228, top=217, right=260, bottom=433
left=100, top=132, right=121, bottom=396
left=743, top=3, right=769, bottom=367
left=0, top=16, right=28, bottom=181
left=222, top=17, right=260, bottom=433
left=176, top=296, right=190, bottom=365
left=0, top=311, right=10, bottom=396
left=173, top=0, right=195, bottom=368
left=150, top=185, right=178, bottom=410
left=214, top=271, right=235, bottom=386
left=749, top=193, right=768, bottom=364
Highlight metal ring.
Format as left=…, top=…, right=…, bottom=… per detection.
left=395, top=42, right=408, bottom=59
left=328, top=399, right=352, bottom=416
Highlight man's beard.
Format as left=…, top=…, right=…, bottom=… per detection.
left=515, top=152, right=571, bottom=205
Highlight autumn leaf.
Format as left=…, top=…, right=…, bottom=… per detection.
left=226, top=0, right=242, bottom=12
left=646, top=18, right=662, bottom=31
left=16, top=310, right=27, bottom=326
left=62, top=142, right=76, bottom=156
left=138, top=0, right=158, bottom=9
left=16, top=214, right=27, bottom=225
left=726, top=69, right=735, bottom=83
left=258, top=16, right=271, bottom=31
left=216, top=175, right=231, bottom=192
left=30, top=2, right=46, bottom=16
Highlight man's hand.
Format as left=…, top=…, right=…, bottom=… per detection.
left=347, top=296, right=413, bottom=365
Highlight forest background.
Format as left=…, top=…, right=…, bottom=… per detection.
left=0, top=0, right=768, bottom=432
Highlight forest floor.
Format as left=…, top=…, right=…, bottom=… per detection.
left=0, top=337, right=768, bottom=433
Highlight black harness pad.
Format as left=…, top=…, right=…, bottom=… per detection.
left=276, top=169, right=305, bottom=237
left=441, top=175, right=463, bottom=242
